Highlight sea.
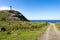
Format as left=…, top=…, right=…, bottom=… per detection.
left=30, top=20, right=60, bottom=23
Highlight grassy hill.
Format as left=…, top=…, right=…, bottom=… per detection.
left=0, top=10, right=49, bottom=40
left=0, top=10, right=29, bottom=21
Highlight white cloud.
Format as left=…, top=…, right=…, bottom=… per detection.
left=0, top=6, right=10, bottom=10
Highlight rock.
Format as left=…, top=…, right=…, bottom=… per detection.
left=0, top=27, right=6, bottom=31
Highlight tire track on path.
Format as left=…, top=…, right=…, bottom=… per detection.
left=37, top=23, right=60, bottom=40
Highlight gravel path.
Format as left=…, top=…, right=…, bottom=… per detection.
left=37, top=23, right=60, bottom=40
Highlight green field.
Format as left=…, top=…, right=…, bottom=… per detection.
left=0, top=21, right=48, bottom=40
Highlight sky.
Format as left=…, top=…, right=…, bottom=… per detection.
left=0, top=0, right=60, bottom=20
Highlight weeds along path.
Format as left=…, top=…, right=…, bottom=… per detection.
left=37, top=23, right=60, bottom=40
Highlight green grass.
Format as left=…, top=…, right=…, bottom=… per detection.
left=0, top=27, right=47, bottom=40
left=0, top=21, right=48, bottom=40
left=55, top=22, right=60, bottom=31
left=0, top=10, right=49, bottom=40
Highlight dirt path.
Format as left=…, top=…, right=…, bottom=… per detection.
left=37, top=23, right=60, bottom=40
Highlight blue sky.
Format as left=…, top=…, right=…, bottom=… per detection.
left=0, top=0, right=60, bottom=20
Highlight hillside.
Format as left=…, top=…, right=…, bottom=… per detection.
left=0, top=10, right=48, bottom=40
left=0, top=10, right=29, bottom=21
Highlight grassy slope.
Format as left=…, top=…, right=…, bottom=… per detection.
left=0, top=27, right=47, bottom=40
left=0, top=21, right=48, bottom=40
left=0, top=10, right=48, bottom=40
